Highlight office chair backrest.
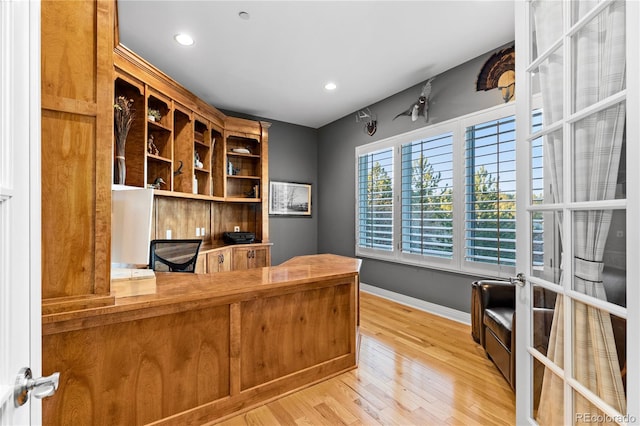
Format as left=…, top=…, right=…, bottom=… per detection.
left=149, top=239, right=203, bottom=273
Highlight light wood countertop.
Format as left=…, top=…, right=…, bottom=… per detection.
left=42, top=254, right=361, bottom=333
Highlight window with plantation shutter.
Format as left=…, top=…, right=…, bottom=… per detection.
left=354, top=102, right=532, bottom=277
left=357, top=148, right=393, bottom=251
left=401, top=133, right=454, bottom=258
left=464, top=115, right=516, bottom=266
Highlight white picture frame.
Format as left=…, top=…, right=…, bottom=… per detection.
left=269, top=181, right=312, bottom=216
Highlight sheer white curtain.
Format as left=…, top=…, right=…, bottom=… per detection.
left=533, top=2, right=566, bottom=421
left=535, top=1, right=626, bottom=423
left=572, top=0, right=626, bottom=416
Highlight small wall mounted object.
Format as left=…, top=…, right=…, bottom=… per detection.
left=269, top=181, right=312, bottom=216
left=476, top=46, right=515, bottom=103
left=355, top=107, right=377, bottom=136
left=393, top=78, right=434, bottom=122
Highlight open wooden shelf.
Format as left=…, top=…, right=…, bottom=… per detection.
left=112, top=52, right=269, bottom=248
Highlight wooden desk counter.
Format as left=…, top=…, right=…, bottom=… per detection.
left=42, top=254, right=361, bottom=425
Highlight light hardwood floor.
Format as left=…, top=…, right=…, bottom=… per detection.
left=216, top=291, right=515, bottom=425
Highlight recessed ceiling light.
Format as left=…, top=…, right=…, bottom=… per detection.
left=324, top=82, right=337, bottom=91
left=238, top=11, right=250, bottom=20
left=174, top=33, right=194, bottom=46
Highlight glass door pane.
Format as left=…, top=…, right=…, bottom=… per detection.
left=519, top=0, right=633, bottom=423
left=571, top=1, right=626, bottom=113
left=572, top=301, right=627, bottom=415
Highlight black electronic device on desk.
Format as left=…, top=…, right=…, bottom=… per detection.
left=223, top=232, right=256, bottom=244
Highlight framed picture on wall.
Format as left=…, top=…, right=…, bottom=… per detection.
left=269, top=181, right=312, bottom=216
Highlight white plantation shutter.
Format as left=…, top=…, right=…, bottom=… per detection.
left=465, top=115, right=517, bottom=266
left=357, top=148, right=394, bottom=251
left=401, top=133, right=454, bottom=258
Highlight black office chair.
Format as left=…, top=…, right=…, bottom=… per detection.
left=149, top=239, right=202, bottom=272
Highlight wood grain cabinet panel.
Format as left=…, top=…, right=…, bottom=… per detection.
left=41, top=0, right=97, bottom=103
left=41, top=112, right=97, bottom=298
left=240, top=284, right=353, bottom=390
left=41, top=0, right=113, bottom=299
left=195, top=254, right=207, bottom=274
left=42, top=305, right=231, bottom=425
left=232, top=245, right=270, bottom=270
left=207, top=248, right=232, bottom=273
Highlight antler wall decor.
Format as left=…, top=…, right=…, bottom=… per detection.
left=355, top=107, right=377, bottom=136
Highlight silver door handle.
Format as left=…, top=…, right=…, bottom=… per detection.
left=14, top=367, right=60, bottom=407
left=510, top=273, right=526, bottom=287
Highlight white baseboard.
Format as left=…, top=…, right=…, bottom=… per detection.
left=360, top=282, right=471, bottom=325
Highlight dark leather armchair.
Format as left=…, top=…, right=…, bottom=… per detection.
left=471, top=268, right=627, bottom=392
left=471, top=280, right=556, bottom=389
left=473, top=280, right=517, bottom=389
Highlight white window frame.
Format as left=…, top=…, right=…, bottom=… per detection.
left=356, top=102, right=520, bottom=278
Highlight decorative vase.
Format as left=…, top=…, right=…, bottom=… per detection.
left=114, top=96, right=135, bottom=185
left=115, top=155, right=126, bottom=185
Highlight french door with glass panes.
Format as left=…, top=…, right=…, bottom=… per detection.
left=514, top=1, right=638, bottom=424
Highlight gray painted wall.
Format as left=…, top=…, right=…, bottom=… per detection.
left=317, top=45, right=513, bottom=313
left=267, top=120, right=319, bottom=265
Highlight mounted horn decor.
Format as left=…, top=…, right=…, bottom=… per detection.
left=355, top=107, right=377, bottom=136
left=476, top=46, right=515, bottom=103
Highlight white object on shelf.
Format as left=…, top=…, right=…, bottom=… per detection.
left=111, top=268, right=156, bottom=297
left=231, top=148, right=250, bottom=154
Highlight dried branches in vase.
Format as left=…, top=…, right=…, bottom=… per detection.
left=114, top=96, right=135, bottom=185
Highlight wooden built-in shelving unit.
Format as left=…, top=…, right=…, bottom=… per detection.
left=112, top=45, right=270, bottom=251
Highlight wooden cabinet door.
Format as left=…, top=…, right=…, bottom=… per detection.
left=219, top=248, right=232, bottom=271
left=251, top=246, right=269, bottom=268
left=208, top=248, right=232, bottom=273
left=232, top=245, right=270, bottom=270
left=231, top=247, right=252, bottom=271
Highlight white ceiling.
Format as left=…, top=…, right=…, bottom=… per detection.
left=117, top=1, right=515, bottom=129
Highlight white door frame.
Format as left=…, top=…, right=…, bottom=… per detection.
left=0, top=0, right=42, bottom=424
left=515, top=0, right=639, bottom=424
left=513, top=3, right=533, bottom=422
